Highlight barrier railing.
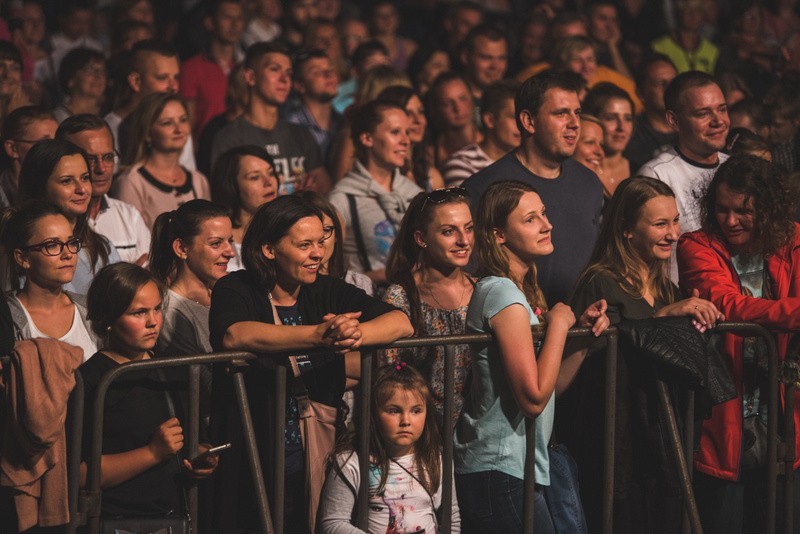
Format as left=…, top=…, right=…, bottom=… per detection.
left=61, top=322, right=791, bottom=534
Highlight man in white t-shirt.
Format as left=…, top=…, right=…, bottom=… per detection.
left=57, top=114, right=151, bottom=265
left=638, top=71, right=730, bottom=281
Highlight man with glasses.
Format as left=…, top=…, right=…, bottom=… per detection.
left=56, top=114, right=151, bottom=265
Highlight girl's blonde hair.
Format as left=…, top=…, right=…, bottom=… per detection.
left=331, top=360, right=442, bottom=496
left=474, top=180, right=548, bottom=312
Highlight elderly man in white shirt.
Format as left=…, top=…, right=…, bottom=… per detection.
left=57, top=114, right=151, bottom=265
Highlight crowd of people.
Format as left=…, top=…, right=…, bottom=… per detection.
left=0, top=0, right=800, bottom=533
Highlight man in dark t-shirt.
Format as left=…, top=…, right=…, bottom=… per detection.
left=463, top=71, right=603, bottom=305
left=210, top=42, right=331, bottom=194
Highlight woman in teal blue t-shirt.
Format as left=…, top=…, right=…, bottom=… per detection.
left=454, top=180, right=609, bottom=533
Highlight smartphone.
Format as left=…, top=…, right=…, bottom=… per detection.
left=189, top=443, right=231, bottom=466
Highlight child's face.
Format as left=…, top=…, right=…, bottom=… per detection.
left=377, top=386, right=427, bottom=457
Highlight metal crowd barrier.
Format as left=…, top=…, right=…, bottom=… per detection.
left=60, top=322, right=793, bottom=534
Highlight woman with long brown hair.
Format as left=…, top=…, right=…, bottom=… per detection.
left=18, top=138, right=119, bottom=295
left=570, top=176, right=722, bottom=533
left=455, top=180, right=608, bottom=533
left=382, top=187, right=474, bottom=424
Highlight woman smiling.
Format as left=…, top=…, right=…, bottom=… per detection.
left=570, top=176, right=722, bottom=533
left=329, top=100, right=422, bottom=286
left=678, top=155, right=800, bottom=533
left=382, top=187, right=475, bottom=424
left=211, top=145, right=281, bottom=272
left=18, top=138, right=119, bottom=295
left=208, top=195, right=413, bottom=530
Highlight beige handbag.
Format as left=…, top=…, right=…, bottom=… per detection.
left=271, top=298, right=340, bottom=533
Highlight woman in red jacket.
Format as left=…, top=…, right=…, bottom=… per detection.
left=677, top=154, right=800, bottom=534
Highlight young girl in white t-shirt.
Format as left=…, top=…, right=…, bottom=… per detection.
left=318, top=362, right=460, bottom=534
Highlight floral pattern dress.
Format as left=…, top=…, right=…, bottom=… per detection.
left=382, top=284, right=472, bottom=425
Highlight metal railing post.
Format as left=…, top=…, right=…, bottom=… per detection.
left=441, top=344, right=456, bottom=533
left=272, top=363, right=286, bottom=534
left=682, top=390, right=695, bottom=534
left=187, top=364, right=200, bottom=532
left=768, top=331, right=780, bottom=534
left=603, top=332, right=617, bottom=534
left=784, top=381, right=795, bottom=534
left=655, top=380, right=702, bottom=532
left=229, top=362, right=274, bottom=534
left=356, top=350, right=374, bottom=530
left=66, top=370, right=84, bottom=534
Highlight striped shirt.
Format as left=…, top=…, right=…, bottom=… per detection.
left=441, top=143, right=494, bottom=186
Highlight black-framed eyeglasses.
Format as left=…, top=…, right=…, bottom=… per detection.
left=22, top=237, right=82, bottom=256
left=322, top=225, right=335, bottom=240
left=85, top=150, right=119, bottom=168
left=421, top=186, right=470, bottom=211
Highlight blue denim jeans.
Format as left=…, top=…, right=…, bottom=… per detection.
left=543, top=444, right=588, bottom=534
left=455, top=470, right=555, bottom=534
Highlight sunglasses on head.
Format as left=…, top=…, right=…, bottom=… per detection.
left=421, top=187, right=470, bottom=211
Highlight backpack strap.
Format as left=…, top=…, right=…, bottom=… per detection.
left=346, top=194, right=373, bottom=273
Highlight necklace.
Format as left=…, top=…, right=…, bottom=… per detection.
left=172, top=282, right=212, bottom=306
left=424, top=272, right=469, bottom=310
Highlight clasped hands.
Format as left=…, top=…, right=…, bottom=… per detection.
left=318, top=311, right=364, bottom=352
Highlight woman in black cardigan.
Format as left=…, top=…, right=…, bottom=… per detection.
left=208, top=195, right=413, bottom=532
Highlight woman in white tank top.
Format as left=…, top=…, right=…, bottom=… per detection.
left=2, top=201, right=98, bottom=361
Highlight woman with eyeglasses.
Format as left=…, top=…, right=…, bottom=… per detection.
left=329, top=100, right=422, bottom=286
left=296, top=191, right=374, bottom=295
left=211, top=145, right=281, bottom=272
left=18, top=138, right=120, bottom=296
left=114, top=92, right=211, bottom=228
left=381, top=187, right=474, bottom=425
left=0, top=200, right=98, bottom=361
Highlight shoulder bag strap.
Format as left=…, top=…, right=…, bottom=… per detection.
left=346, top=194, right=373, bottom=273
left=390, top=458, right=440, bottom=532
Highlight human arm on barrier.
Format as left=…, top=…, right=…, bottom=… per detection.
left=356, top=309, right=414, bottom=348
left=222, top=312, right=363, bottom=353
left=493, top=302, right=574, bottom=417
left=654, top=288, right=724, bottom=332
left=678, top=231, right=800, bottom=330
